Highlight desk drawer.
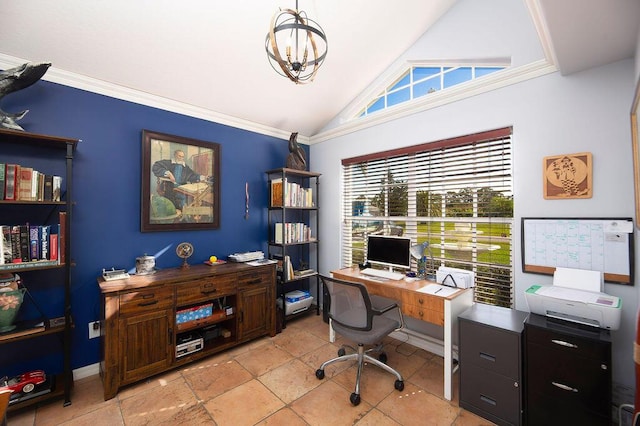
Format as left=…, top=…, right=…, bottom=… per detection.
left=119, top=287, right=174, bottom=316
left=176, top=274, right=236, bottom=305
left=238, top=268, right=272, bottom=287
left=401, top=292, right=443, bottom=325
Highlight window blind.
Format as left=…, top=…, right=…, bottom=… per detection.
left=342, top=128, right=514, bottom=307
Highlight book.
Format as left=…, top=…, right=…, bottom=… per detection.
left=19, top=224, right=30, bottom=262
left=31, top=170, right=39, bottom=201
left=37, top=172, right=45, bottom=201
left=4, top=164, right=17, bottom=200
left=271, top=178, right=283, bottom=207
left=18, top=167, right=33, bottom=201
left=49, top=224, right=59, bottom=262
left=52, top=175, right=62, bottom=201
left=0, top=226, right=11, bottom=264
left=10, top=225, right=22, bottom=263
left=59, top=211, right=66, bottom=264
left=0, top=163, right=5, bottom=200
left=29, top=225, right=40, bottom=261
left=39, top=225, right=50, bottom=260
left=43, top=175, right=53, bottom=201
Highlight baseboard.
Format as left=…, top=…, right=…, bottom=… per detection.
left=73, top=363, right=100, bottom=381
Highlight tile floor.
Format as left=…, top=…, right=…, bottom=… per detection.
left=7, top=314, right=494, bottom=425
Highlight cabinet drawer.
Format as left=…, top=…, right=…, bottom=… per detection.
left=460, top=319, right=520, bottom=378
left=460, top=363, right=521, bottom=425
left=119, top=287, right=174, bottom=316
left=526, top=324, right=610, bottom=361
left=176, top=274, right=236, bottom=305
left=238, top=269, right=272, bottom=287
left=526, top=340, right=610, bottom=416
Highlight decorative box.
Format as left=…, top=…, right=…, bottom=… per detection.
left=176, top=303, right=213, bottom=324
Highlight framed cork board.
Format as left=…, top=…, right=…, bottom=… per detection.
left=543, top=152, right=592, bottom=199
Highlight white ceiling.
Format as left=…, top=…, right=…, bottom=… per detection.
left=0, top=0, right=638, bottom=138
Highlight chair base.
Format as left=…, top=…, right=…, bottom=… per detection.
left=316, top=343, right=404, bottom=406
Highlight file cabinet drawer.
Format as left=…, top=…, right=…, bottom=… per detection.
left=460, top=319, right=520, bottom=378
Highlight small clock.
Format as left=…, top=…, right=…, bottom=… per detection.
left=176, top=242, right=194, bottom=269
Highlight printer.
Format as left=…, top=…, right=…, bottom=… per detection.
left=524, top=267, right=622, bottom=330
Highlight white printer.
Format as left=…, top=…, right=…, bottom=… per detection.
left=524, top=267, right=622, bottom=330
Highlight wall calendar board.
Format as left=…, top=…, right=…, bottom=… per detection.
left=521, top=217, right=634, bottom=285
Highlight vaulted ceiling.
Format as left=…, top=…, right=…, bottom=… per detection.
left=0, top=0, right=638, bottom=138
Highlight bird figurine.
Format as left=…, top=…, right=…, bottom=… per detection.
left=286, top=132, right=307, bottom=170
left=0, top=62, right=51, bottom=131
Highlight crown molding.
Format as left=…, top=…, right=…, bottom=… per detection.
left=0, top=53, right=301, bottom=143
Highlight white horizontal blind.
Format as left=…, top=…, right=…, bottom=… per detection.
left=342, top=128, right=514, bottom=307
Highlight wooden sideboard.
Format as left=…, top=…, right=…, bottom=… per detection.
left=98, top=263, right=276, bottom=400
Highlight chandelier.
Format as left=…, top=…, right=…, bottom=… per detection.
left=265, top=1, right=328, bottom=84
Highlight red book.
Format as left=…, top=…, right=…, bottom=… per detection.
left=49, top=232, right=58, bottom=262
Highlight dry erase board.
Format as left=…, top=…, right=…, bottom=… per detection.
left=521, top=217, right=634, bottom=285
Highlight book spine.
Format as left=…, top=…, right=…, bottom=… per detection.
left=1, top=226, right=11, bottom=264
left=29, top=225, right=40, bottom=261
left=10, top=225, right=22, bottom=263
left=43, top=175, right=53, bottom=201
left=19, top=224, right=30, bottom=262
left=52, top=176, right=62, bottom=202
left=39, top=225, right=50, bottom=260
left=49, top=231, right=59, bottom=262
left=0, top=163, right=5, bottom=200
left=5, top=164, right=16, bottom=200
left=59, top=211, right=66, bottom=264
left=18, top=167, right=33, bottom=201
left=271, top=178, right=283, bottom=207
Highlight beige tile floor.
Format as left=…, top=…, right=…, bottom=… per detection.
left=7, top=314, right=494, bottom=426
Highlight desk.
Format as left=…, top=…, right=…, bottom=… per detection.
left=331, top=267, right=473, bottom=401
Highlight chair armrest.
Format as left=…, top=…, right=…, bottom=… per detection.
left=370, top=294, right=399, bottom=315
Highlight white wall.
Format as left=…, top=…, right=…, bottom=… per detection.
left=310, top=1, right=639, bottom=390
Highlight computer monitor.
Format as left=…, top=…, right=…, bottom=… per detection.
left=366, top=235, right=412, bottom=272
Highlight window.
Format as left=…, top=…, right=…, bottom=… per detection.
left=358, top=65, right=505, bottom=118
left=342, top=128, right=514, bottom=307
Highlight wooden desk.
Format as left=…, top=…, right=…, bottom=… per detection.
left=331, top=266, right=473, bottom=400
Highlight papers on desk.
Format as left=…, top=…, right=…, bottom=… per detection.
left=417, top=283, right=459, bottom=297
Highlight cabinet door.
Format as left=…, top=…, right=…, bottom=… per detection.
left=119, top=308, right=173, bottom=384
left=238, top=284, right=271, bottom=342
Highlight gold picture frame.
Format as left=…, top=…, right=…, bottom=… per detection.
left=632, top=77, right=640, bottom=228
left=543, top=152, right=593, bottom=199
left=141, top=130, right=220, bottom=232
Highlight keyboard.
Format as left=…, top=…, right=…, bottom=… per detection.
left=361, top=268, right=405, bottom=281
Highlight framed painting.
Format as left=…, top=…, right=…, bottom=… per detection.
left=632, top=77, right=640, bottom=228
left=543, top=152, right=592, bottom=199
left=141, top=130, right=220, bottom=232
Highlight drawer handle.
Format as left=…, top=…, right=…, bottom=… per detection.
left=480, top=394, right=497, bottom=406
left=552, top=382, right=578, bottom=393
left=245, top=278, right=261, bottom=285
left=142, top=293, right=155, bottom=299
left=551, top=339, right=578, bottom=349
left=201, top=289, right=218, bottom=295
left=138, top=300, right=158, bottom=307
left=418, top=298, right=424, bottom=305
left=479, top=352, right=496, bottom=363
left=418, top=311, right=424, bottom=317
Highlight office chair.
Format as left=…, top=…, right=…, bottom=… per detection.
left=315, top=275, right=404, bottom=406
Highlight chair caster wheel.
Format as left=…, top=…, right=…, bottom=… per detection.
left=315, top=369, right=325, bottom=380
left=378, top=352, right=387, bottom=363
left=338, top=347, right=346, bottom=357
left=395, top=380, right=404, bottom=391
left=350, top=392, right=361, bottom=406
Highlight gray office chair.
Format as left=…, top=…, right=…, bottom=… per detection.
left=315, top=275, right=404, bottom=406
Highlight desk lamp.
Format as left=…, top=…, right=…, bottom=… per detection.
left=410, top=242, right=435, bottom=280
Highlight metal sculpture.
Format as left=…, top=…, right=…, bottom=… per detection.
left=0, top=62, right=51, bottom=131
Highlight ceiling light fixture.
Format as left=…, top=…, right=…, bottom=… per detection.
left=265, top=0, right=328, bottom=84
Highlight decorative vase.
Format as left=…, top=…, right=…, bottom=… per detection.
left=0, top=288, right=26, bottom=332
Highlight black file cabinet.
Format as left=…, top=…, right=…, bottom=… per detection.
left=524, top=313, right=611, bottom=425
left=459, top=303, right=529, bottom=426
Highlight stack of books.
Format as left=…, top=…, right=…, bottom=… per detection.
left=0, top=163, right=62, bottom=202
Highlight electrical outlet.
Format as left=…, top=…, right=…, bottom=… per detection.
left=88, top=321, right=101, bottom=339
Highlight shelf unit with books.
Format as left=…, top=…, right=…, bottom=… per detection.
left=0, top=128, right=78, bottom=410
left=266, top=168, right=320, bottom=329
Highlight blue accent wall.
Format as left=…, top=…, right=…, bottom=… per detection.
left=2, top=80, right=300, bottom=373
